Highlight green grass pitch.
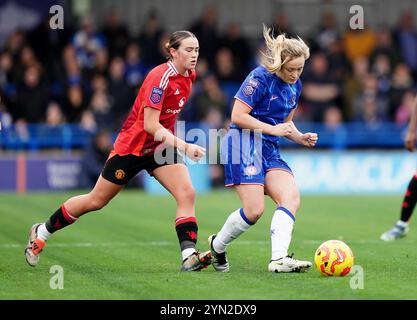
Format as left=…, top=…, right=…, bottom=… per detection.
left=0, top=190, right=416, bottom=299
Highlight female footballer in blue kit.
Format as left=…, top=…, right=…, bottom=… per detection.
left=208, top=26, right=318, bottom=273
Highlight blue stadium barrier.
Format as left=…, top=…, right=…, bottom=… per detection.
left=0, top=122, right=409, bottom=150
left=1, top=150, right=414, bottom=194
left=0, top=124, right=93, bottom=151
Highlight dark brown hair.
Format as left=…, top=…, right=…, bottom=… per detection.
left=165, top=30, right=196, bottom=59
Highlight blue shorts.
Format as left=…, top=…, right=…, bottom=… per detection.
left=221, top=129, right=293, bottom=187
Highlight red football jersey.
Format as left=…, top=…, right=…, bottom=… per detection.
left=112, top=61, right=196, bottom=156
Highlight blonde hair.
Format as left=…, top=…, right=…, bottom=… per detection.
left=261, top=24, right=310, bottom=73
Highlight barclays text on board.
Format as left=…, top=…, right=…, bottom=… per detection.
left=285, top=151, right=416, bottom=194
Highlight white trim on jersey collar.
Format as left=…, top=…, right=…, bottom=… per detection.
left=167, top=61, right=179, bottom=75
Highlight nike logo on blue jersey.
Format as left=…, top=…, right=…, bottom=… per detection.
left=270, top=95, right=278, bottom=101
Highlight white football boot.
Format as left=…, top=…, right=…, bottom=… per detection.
left=380, top=221, right=409, bottom=241
left=268, top=254, right=312, bottom=273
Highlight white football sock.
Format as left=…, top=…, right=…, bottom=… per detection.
left=270, top=207, right=295, bottom=260
left=37, top=223, right=52, bottom=241
left=213, top=208, right=254, bottom=253
left=182, top=247, right=196, bottom=260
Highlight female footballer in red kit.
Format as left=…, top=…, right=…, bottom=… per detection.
left=25, top=31, right=212, bottom=271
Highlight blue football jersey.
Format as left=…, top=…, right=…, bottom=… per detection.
left=232, top=66, right=302, bottom=144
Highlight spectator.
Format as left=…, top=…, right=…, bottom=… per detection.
left=107, top=56, right=132, bottom=126
left=18, top=46, right=41, bottom=74
left=79, top=129, right=113, bottom=188
left=138, top=10, right=165, bottom=68
left=4, top=30, right=25, bottom=60
left=393, top=12, right=417, bottom=80
left=189, top=6, right=219, bottom=66
left=218, top=23, right=252, bottom=75
left=301, top=52, right=340, bottom=121
left=45, top=101, right=66, bottom=127
left=125, top=42, right=148, bottom=88
left=271, top=12, right=296, bottom=38
left=15, top=65, right=48, bottom=123
left=353, top=73, right=388, bottom=122
left=27, top=17, right=74, bottom=80
left=64, top=84, right=86, bottom=122
left=370, top=28, right=401, bottom=67
left=90, top=74, right=108, bottom=94
left=214, top=47, right=242, bottom=82
left=88, top=90, right=113, bottom=129
left=0, top=50, right=17, bottom=97
left=101, top=8, right=130, bottom=59
left=89, top=47, right=109, bottom=78
left=15, top=46, right=43, bottom=88
left=60, top=45, right=88, bottom=91
left=322, top=105, right=347, bottom=150
left=180, top=57, right=211, bottom=122
left=395, top=90, right=417, bottom=125
left=0, top=90, right=12, bottom=131
left=342, top=56, right=369, bottom=119
left=343, top=27, right=376, bottom=63
left=192, top=74, right=227, bottom=123
left=371, top=53, right=392, bottom=97
left=79, top=109, right=97, bottom=133
left=39, top=101, right=66, bottom=143
left=71, top=15, right=106, bottom=69
left=354, top=95, right=387, bottom=125
left=390, top=63, right=415, bottom=118
left=326, top=38, right=349, bottom=82
left=314, top=11, right=340, bottom=54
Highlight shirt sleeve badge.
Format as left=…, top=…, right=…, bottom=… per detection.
left=150, top=87, right=164, bottom=104
left=243, top=78, right=259, bottom=97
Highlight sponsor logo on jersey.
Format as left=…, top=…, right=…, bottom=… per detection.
left=115, top=169, right=126, bottom=180
left=174, top=88, right=180, bottom=95
left=166, top=108, right=181, bottom=114
left=150, top=87, right=163, bottom=104
left=244, top=165, right=258, bottom=176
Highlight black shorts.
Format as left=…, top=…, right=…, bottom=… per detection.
left=101, top=147, right=185, bottom=185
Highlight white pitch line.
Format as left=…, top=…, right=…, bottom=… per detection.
left=1, top=239, right=415, bottom=249
left=0, top=241, right=173, bottom=249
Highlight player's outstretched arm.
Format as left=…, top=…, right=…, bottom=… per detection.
left=144, top=107, right=205, bottom=161
left=283, top=109, right=318, bottom=148
left=231, top=99, right=293, bottom=136
left=405, top=94, right=417, bottom=152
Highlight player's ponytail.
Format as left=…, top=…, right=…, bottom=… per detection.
left=165, top=30, right=197, bottom=60
left=261, top=24, right=310, bottom=73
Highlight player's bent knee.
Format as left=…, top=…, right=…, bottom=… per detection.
left=281, top=194, right=300, bottom=215
left=243, top=205, right=265, bottom=223
left=88, top=197, right=110, bottom=211
left=175, top=186, right=196, bottom=205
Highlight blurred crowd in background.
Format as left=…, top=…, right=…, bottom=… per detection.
left=1, top=6, right=417, bottom=137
